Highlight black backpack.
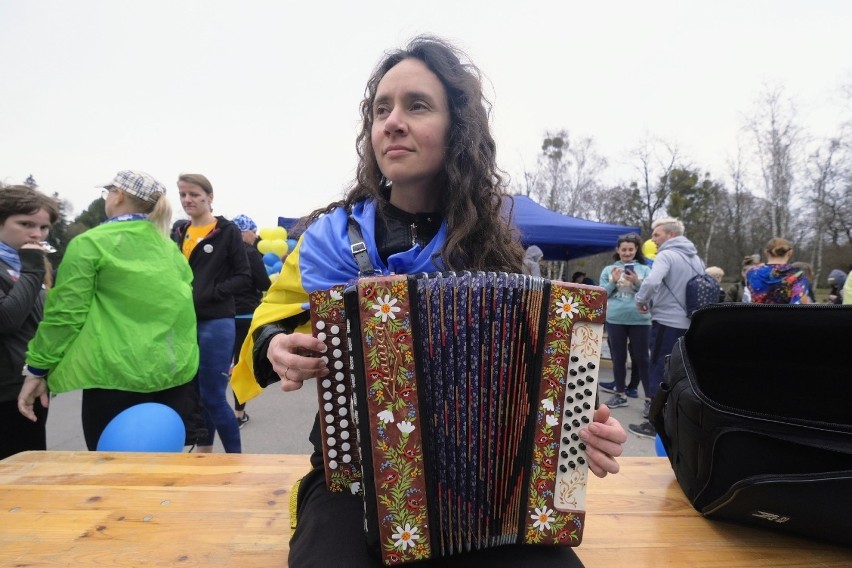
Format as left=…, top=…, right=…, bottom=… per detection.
left=651, top=304, right=852, bottom=546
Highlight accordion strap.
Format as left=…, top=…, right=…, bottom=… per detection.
left=347, top=215, right=377, bottom=276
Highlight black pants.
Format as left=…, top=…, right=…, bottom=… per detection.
left=289, top=467, right=585, bottom=567
left=0, top=398, right=48, bottom=460
left=81, top=382, right=200, bottom=451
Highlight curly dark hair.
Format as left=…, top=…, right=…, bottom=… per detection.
left=307, top=35, right=523, bottom=272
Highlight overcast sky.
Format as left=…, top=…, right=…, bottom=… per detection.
left=1, top=0, right=850, bottom=231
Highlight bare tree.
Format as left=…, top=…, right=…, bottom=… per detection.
left=628, top=136, right=681, bottom=234
left=746, top=85, right=800, bottom=238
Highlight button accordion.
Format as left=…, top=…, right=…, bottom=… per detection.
left=309, top=272, right=606, bottom=565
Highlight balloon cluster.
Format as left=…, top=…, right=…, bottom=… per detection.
left=257, top=226, right=297, bottom=282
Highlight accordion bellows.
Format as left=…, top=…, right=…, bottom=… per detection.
left=310, top=272, right=606, bottom=565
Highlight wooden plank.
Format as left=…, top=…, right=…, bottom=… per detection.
left=1, top=453, right=850, bottom=567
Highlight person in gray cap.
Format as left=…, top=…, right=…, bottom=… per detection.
left=18, top=170, right=202, bottom=451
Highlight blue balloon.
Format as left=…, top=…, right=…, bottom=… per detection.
left=97, top=402, right=185, bottom=452
left=654, top=434, right=667, bottom=457
left=262, top=252, right=280, bottom=266
left=287, top=238, right=297, bottom=250
left=265, top=264, right=277, bottom=275
left=272, top=260, right=282, bottom=273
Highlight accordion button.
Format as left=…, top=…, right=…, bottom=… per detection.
left=566, top=396, right=574, bottom=403
left=588, top=363, right=596, bottom=369
left=568, top=383, right=576, bottom=390
left=579, top=366, right=587, bottom=372
left=330, top=325, right=340, bottom=334
left=583, top=403, right=591, bottom=410
left=574, top=406, right=582, bottom=413
left=581, top=416, right=590, bottom=424
left=340, top=419, right=349, bottom=428
left=332, top=337, right=341, bottom=346
left=317, top=332, right=327, bottom=341
left=584, top=389, right=593, bottom=396
left=329, top=460, right=338, bottom=469
left=562, top=437, right=570, bottom=444
left=321, top=356, right=329, bottom=364
left=336, top=384, right=346, bottom=393
left=329, top=449, right=337, bottom=458
left=333, top=349, right=342, bottom=358
left=568, top=461, right=576, bottom=469
left=572, top=419, right=581, bottom=427
left=569, top=370, right=578, bottom=376
left=571, top=434, right=579, bottom=441
left=563, top=424, right=571, bottom=431
left=578, top=443, right=586, bottom=451
left=336, top=372, right=345, bottom=381
left=586, top=376, right=594, bottom=382
left=323, top=392, right=332, bottom=401
left=327, top=437, right=336, bottom=446
left=326, top=425, right=335, bottom=434
left=337, top=396, right=346, bottom=405
left=564, top=410, right=573, bottom=417
left=322, top=379, right=331, bottom=388
left=325, top=415, right=334, bottom=424
left=341, top=442, right=351, bottom=451
left=338, top=407, right=347, bottom=416
left=561, top=451, right=569, bottom=458
left=570, top=356, right=579, bottom=362
left=324, top=403, right=333, bottom=411
left=316, top=321, right=326, bottom=330
left=576, top=393, right=584, bottom=400
left=343, top=454, right=352, bottom=463
left=577, top=379, right=585, bottom=386
left=578, top=457, right=586, bottom=465
left=341, top=431, right=350, bottom=440
left=570, top=447, right=577, bottom=455
left=334, top=361, right=344, bottom=370
left=559, top=465, right=568, bottom=473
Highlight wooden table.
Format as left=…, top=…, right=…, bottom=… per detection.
left=0, top=453, right=849, bottom=567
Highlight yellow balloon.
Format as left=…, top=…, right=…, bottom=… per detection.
left=257, top=240, right=275, bottom=255
left=257, top=227, right=275, bottom=241
left=270, top=226, right=288, bottom=241
left=269, top=239, right=289, bottom=257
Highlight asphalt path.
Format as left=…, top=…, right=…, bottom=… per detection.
left=44, top=361, right=656, bottom=458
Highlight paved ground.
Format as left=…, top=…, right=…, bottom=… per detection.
left=45, top=361, right=656, bottom=458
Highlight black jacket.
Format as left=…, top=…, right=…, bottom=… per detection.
left=0, top=249, right=47, bottom=401
left=173, top=217, right=251, bottom=321
left=235, top=242, right=271, bottom=315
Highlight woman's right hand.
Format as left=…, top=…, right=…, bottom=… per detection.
left=268, top=332, right=329, bottom=392
left=610, top=267, right=623, bottom=283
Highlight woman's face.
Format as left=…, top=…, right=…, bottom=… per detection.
left=371, top=58, right=450, bottom=202
left=178, top=181, right=212, bottom=218
left=617, top=242, right=637, bottom=263
left=0, top=209, right=51, bottom=250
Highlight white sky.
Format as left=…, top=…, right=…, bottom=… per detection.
left=1, top=0, right=850, bottom=230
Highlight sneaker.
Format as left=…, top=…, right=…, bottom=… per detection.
left=642, top=400, right=651, bottom=419
left=625, top=387, right=639, bottom=399
left=599, top=381, right=618, bottom=394
left=603, top=393, right=628, bottom=408
left=237, top=413, right=250, bottom=429
left=629, top=421, right=656, bottom=439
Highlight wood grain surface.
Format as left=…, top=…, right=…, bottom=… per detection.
left=1, top=453, right=849, bottom=567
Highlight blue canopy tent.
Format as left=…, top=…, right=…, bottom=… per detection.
left=278, top=194, right=639, bottom=261
left=504, top=195, right=640, bottom=261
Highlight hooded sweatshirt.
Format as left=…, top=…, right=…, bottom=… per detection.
left=522, top=245, right=543, bottom=277
left=634, top=235, right=705, bottom=329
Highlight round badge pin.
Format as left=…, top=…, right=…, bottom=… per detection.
left=203, top=244, right=214, bottom=253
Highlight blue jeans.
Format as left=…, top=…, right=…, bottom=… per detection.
left=197, top=318, right=241, bottom=452
left=606, top=323, right=650, bottom=395
left=647, top=321, right=688, bottom=400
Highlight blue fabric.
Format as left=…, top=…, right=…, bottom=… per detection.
left=197, top=317, right=241, bottom=452
left=0, top=241, right=21, bottom=275
left=298, top=199, right=447, bottom=295
left=102, top=213, right=148, bottom=224
left=232, top=214, right=257, bottom=232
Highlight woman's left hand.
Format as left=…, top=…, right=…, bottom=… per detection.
left=580, top=405, right=627, bottom=477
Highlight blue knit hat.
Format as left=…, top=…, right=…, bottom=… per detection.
left=232, top=214, right=257, bottom=232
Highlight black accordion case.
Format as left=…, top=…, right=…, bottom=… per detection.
left=651, top=304, right=852, bottom=547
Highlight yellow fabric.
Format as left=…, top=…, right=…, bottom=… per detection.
left=289, top=475, right=303, bottom=535
left=181, top=222, right=216, bottom=259
left=230, top=239, right=312, bottom=404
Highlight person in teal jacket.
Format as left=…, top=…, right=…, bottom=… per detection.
left=18, top=171, right=200, bottom=450
left=597, top=233, right=652, bottom=411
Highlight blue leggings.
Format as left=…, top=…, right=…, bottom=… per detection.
left=647, top=321, right=687, bottom=400
left=197, top=318, right=241, bottom=452
left=606, top=323, right=650, bottom=395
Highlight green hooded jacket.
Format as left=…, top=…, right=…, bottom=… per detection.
left=27, top=220, right=199, bottom=393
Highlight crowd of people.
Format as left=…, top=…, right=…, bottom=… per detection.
left=2, top=33, right=850, bottom=566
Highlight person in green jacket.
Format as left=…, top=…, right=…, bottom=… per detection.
left=18, top=171, right=201, bottom=450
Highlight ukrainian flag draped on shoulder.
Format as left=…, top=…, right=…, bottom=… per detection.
left=231, top=199, right=447, bottom=403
